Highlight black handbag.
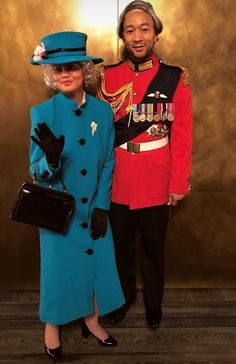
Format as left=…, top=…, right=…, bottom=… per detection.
left=9, top=171, right=75, bottom=233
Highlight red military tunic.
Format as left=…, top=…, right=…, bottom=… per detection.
left=98, top=54, right=193, bottom=209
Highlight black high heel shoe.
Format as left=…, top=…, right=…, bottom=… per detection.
left=81, top=319, right=118, bottom=346
left=45, top=345, right=62, bottom=361
left=44, top=326, right=62, bottom=361
left=81, top=319, right=90, bottom=338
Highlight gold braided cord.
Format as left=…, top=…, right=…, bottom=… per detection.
left=181, top=67, right=190, bottom=87
left=97, top=85, right=109, bottom=102
left=98, top=68, right=133, bottom=114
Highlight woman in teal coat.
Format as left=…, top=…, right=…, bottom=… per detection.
left=29, top=31, right=125, bottom=360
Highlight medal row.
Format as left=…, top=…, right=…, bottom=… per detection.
left=132, top=103, right=175, bottom=123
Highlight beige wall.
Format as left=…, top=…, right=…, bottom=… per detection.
left=1, top=0, right=235, bottom=289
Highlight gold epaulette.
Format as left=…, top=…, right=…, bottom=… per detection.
left=160, top=59, right=190, bottom=87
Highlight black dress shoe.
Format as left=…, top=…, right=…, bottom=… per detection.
left=81, top=319, right=118, bottom=346
left=145, top=307, right=162, bottom=329
left=107, top=303, right=130, bottom=324
left=45, top=345, right=62, bottom=361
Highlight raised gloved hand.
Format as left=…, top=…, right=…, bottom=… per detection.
left=31, top=122, right=65, bottom=165
left=90, top=208, right=108, bottom=240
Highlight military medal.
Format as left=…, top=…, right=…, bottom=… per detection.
left=159, top=124, right=168, bottom=137
left=139, top=103, right=146, bottom=122
left=139, top=114, right=146, bottom=122
left=153, top=103, right=161, bottom=122
left=133, top=113, right=140, bottom=122
left=168, top=113, right=174, bottom=121
left=161, top=103, right=167, bottom=121
left=147, top=104, right=154, bottom=122
left=167, top=103, right=174, bottom=121
left=132, top=104, right=140, bottom=123
left=147, top=125, right=159, bottom=137
left=147, top=114, right=153, bottom=122
left=150, top=126, right=158, bottom=136
left=153, top=113, right=161, bottom=122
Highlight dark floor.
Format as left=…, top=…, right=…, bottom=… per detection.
left=0, top=289, right=236, bottom=363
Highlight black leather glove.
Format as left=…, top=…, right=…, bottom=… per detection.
left=31, top=122, right=65, bottom=165
left=90, top=208, right=108, bottom=240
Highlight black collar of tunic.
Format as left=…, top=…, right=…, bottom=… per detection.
left=128, top=59, right=154, bottom=72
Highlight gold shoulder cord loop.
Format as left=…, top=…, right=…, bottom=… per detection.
left=97, top=68, right=133, bottom=114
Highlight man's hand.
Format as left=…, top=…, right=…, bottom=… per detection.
left=167, top=193, right=185, bottom=206
left=90, top=208, right=108, bottom=240
left=31, top=122, right=64, bottom=165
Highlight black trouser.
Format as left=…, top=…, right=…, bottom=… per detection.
left=109, top=202, right=170, bottom=310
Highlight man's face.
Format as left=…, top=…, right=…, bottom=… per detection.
left=122, top=9, right=157, bottom=62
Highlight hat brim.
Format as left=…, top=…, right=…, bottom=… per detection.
left=30, top=55, right=103, bottom=65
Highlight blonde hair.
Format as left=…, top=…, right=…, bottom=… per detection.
left=41, top=61, right=97, bottom=90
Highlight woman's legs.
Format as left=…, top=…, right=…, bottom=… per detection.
left=84, top=298, right=108, bottom=340
left=44, top=323, right=60, bottom=349
left=44, top=297, right=110, bottom=349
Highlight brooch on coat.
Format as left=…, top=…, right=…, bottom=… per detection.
left=90, top=121, right=97, bottom=136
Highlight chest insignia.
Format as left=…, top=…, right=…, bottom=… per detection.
left=147, top=91, right=168, bottom=99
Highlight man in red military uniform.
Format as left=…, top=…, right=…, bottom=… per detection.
left=97, top=0, right=193, bottom=329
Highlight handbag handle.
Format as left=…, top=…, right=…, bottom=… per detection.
left=33, top=163, right=68, bottom=193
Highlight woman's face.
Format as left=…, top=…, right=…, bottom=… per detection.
left=52, top=62, right=84, bottom=97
